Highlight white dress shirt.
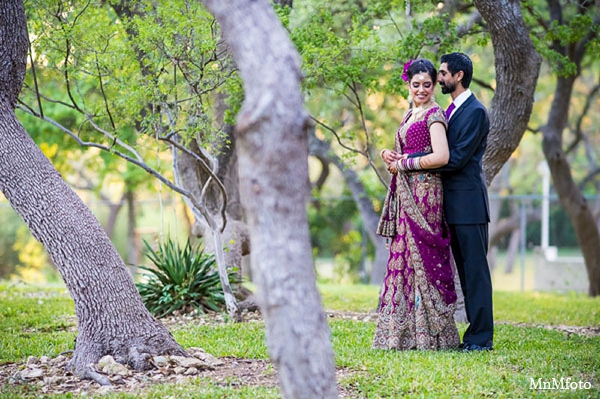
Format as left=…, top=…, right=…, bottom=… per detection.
left=447, top=89, right=472, bottom=120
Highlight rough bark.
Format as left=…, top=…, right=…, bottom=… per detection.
left=307, top=129, right=388, bottom=285
left=0, top=0, right=186, bottom=382
left=473, top=0, right=542, bottom=185
left=199, top=1, right=338, bottom=398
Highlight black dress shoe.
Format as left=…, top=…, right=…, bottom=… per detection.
left=462, top=343, right=493, bottom=352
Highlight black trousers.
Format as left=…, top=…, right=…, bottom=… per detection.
left=450, top=223, right=494, bottom=347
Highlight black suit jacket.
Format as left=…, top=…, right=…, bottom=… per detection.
left=437, top=94, right=490, bottom=225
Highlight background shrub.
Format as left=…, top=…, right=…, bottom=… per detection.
left=136, top=237, right=238, bottom=317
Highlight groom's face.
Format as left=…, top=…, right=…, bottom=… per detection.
left=437, top=62, right=457, bottom=94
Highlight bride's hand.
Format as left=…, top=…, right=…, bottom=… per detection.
left=381, top=150, right=401, bottom=163
left=386, top=159, right=399, bottom=174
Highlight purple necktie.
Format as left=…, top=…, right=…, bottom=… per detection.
left=446, top=102, right=455, bottom=118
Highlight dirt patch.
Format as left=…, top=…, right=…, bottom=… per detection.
left=2, top=310, right=597, bottom=398
left=1, top=354, right=272, bottom=396
left=0, top=310, right=365, bottom=397
left=0, top=354, right=362, bottom=397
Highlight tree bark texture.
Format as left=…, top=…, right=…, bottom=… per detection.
left=473, top=0, right=542, bottom=185
left=199, top=1, right=338, bottom=398
left=0, top=0, right=186, bottom=381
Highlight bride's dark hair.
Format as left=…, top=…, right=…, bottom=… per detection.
left=406, top=59, right=437, bottom=83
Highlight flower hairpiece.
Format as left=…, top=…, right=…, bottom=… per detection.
left=401, top=59, right=413, bottom=82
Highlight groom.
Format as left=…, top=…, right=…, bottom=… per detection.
left=436, top=52, right=494, bottom=351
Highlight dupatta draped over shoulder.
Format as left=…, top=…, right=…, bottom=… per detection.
left=374, top=102, right=459, bottom=351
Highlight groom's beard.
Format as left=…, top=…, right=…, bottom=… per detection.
left=440, top=81, right=456, bottom=95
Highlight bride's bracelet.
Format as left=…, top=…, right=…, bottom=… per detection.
left=379, top=149, right=387, bottom=158
left=396, top=157, right=421, bottom=171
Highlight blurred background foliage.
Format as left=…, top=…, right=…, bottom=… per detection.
left=1, top=0, right=597, bottom=286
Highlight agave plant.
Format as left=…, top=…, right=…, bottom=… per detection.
left=136, top=237, right=238, bottom=317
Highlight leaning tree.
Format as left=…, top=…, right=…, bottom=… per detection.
left=532, top=0, right=600, bottom=295
left=4, top=0, right=339, bottom=396
left=199, top=0, right=339, bottom=397
left=0, top=0, right=187, bottom=384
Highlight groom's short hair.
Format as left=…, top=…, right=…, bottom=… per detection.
left=441, top=52, right=473, bottom=89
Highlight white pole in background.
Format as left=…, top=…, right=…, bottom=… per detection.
left=537, top=161, right=556, bottom=259
left=538, top=161, right=550, bottom=250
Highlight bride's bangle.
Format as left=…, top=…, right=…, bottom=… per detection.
left=396, top=157, right=422, bottom=171
left=380, top=149, right=387, bottom=158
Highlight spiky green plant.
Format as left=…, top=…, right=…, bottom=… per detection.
left=136, top=237, right=237, bottom=317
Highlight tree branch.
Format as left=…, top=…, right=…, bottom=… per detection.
left=95, top=53, right=116, bottom=131
left=310, top=116, right=388, bottom=187
left=159, top=106, right=228, bottom=231
left=565, top=80, right=600, bottom=154
left=15, top=104, right=206, bottom=218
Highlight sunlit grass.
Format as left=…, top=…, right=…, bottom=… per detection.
left=493, top=291, right=600, bottom=326
left=1, top=282, right=599, bottom=398
left=0, top=283, right=75, bottom=362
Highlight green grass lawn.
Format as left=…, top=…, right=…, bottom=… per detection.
left=1, top=281, right=599, bottom=398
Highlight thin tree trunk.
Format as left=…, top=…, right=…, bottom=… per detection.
left=179, top=137, right=250, bottom=272
left=538, top=1, right=600, bottom=296
left=504, top=226, right=520, bottom=274
left=487, top=173, right=504, bottom=272
left=542, top=76, right=600, bottom=296
left=196, top=92, right=251, bottom=272
left=110, top=1, right=242, bottom=314
left=0, top=0, right=186, bottom=382
left=307, top=129, right=388, bottom=286
left=103, top=194, right=125, bottom=239
left=199, top=1, right=338, bottom=398
left=125, top=189, right=139, bottom=276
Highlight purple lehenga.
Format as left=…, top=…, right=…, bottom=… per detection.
left=373, top=103, right=460, bottom=350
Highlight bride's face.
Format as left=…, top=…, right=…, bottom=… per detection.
left=409, top=71, right=434, bottom=107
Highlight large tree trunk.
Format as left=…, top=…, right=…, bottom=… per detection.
left=473, top=0, right=542, bottom=184
left=0, top=0, right=186, bottom=382
left=199, top=1, right=338, bottom=398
